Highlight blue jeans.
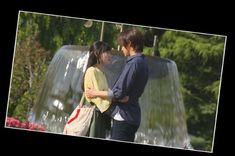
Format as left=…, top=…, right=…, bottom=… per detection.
left=111, top=120, right=139, bottom=142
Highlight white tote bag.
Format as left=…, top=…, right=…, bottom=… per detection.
left=63, top=93, right=95, bottom=136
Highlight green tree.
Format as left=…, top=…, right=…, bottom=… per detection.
left=37, top=15, right=102, bottom=52
left=9, top=32, right=49, bottom=121
left=159, top=31, right=225, bottom=151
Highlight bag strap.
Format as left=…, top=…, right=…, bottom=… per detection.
left=66, top=93, right=85, bottom=125
left=79, top=93, right=85, bottom=107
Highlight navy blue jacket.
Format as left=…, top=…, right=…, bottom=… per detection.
left=107, top=53, right=149, bottom=126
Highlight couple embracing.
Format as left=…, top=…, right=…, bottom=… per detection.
left=81, top=28, right=149, bottom=142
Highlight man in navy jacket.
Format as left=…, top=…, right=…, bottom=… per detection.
left=86, top=28, right=149, bottom=142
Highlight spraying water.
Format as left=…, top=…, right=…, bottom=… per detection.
left=136, top=56, right=191, bottom=148
left=29, top=45, right=191, bottom=149
left=29, top=45, right=89, bottom=133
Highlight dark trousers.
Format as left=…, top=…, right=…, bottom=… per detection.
left=111, top=120, right=139, bottom=142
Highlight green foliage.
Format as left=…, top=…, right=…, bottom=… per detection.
left=8, top=29, right=50, bottom=121
left=159, top=30, right=225, bottom=151
left=103, top=23, right=121, bottom=49
left=13, top=90, right=31, bottom=122
left=190, top=136, right=211, bottom=151
left=17, top=12, right=103, bottom=53
left=143, top=47, right=153, bottom=56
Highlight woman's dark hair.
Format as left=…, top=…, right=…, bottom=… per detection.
left=81, top=41, right=111, bottom=91
left=117, top=28, right=144, bottom=52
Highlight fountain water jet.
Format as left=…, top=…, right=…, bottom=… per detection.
left=29, top=45, right=191, bottom=149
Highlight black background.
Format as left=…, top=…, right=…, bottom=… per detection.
left=0, top=1, right=233, bottom=155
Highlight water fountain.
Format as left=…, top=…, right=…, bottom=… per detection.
left=29, top=45, right=191, bottom=149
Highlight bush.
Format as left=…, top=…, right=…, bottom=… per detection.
left=190, top=136, right=211, bottom=151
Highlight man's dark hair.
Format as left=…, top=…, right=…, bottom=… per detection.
left=117, top=28, right=144, bottom=52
